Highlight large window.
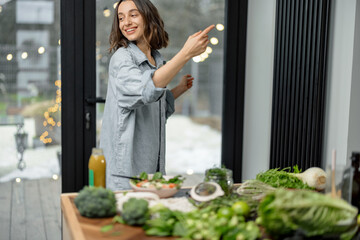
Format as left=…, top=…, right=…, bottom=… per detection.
left=95, top=0, right=225, bottom=184
left=0, top=0, right=61, bottom=182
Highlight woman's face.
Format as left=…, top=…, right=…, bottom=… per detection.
left=118, top=1, right=145, bottom=44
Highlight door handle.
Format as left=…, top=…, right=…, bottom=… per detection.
left=85, top=112, right=91, bottom=130
left=85, top=97, right=106, bottom=105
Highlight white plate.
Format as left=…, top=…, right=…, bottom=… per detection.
left=129, top=175, right=180, bottom=198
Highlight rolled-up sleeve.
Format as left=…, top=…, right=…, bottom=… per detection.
left=111, top=53, right=165, bottom=110
left=165, top=89, right=175, bottom=119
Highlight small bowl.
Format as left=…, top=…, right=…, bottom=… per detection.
left=129, top=175, right=180, bottom=198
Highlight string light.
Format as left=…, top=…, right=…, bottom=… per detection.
left=216, top=23, right=225, bottom=31
left=200, top=52, right=209, bottom=59
left=21, top=52, right=28, bottom=59
left=40, top=79, right=61, bottom=144
left=103, top=8, right=111, bottom=17
left=113, top=2, right=118, bottom=9
left=206, top=46, right=213, bottom=54
left=6, top=54, right=13, bottom=61
left=38, top=46, right=45, bottom=54
left=210, top=37, right=219, bottom=45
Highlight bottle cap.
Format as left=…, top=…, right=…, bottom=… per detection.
left=92, top=148, right=103, bottom=155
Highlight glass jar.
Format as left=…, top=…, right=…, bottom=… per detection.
left=204, top=168, right=234, bottom=195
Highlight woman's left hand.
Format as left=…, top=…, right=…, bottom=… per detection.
left=179, top=74, right=194, bottom=92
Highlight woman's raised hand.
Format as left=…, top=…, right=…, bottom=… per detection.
left=181, top=25, right=215, bottom=59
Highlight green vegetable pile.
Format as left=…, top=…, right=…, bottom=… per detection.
left=121, top=198, right=150, bottom=226
left=257, top=189, right=359, bottom=239
left=74, top=186, right=117, bottom=218
left=102, top=194, right=260, bottom=240
left=144, top=196, right=260, bottom=240
left=256, top=166, right=313, bottom=189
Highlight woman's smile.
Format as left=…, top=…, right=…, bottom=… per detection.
left=118, top=1, right=145, bottom=43
left=124, top=27, right=137, bottom=35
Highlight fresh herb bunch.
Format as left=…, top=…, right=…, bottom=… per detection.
left=205, top=167, right=233, bottom=195
left=257, top=189, right=359, bottom=239
left=256, top=166, right=313, bottom=189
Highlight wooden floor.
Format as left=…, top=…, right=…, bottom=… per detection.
left=0, top=178, right=61, bottom=240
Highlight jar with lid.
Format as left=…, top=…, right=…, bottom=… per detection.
left=204, top=167, right=234, bottom=195
left=88, top=148, right=106, bottom=188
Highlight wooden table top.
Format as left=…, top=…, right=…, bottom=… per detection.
left=61, top=189, right=193, bottom=240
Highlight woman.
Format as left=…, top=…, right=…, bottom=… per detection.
left=100, top=0, right=214, bottom=190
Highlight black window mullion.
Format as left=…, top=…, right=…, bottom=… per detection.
left=222, top=0, right=248, bottom=183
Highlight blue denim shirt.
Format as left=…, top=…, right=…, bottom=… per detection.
left=100, top=42, right=175, bottom=191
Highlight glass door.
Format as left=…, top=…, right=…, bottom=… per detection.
left=95, top=0, right=225, bottom=185
left=0, top=0, right=61, bottom=183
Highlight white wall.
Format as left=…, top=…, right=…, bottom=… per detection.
left=242, top=0, right=276, bottom=181
left=347, top=1, right=360, bottom=160
left=323, top=0, right=358, bottom=167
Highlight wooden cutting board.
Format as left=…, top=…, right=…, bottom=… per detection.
left=61, top=193, right=175, bottom=240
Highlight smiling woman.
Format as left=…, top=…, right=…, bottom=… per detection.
left=99, top=0, right=215, bottom=191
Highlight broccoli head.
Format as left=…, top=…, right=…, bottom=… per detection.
left=121, top=198, right=149, bottom=226
left=74, top=186, right=117, bottom=218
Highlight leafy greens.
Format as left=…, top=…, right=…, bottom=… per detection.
left=256, top=166, right=313, bottom=189
left=257, top=189, right=359, bottom=239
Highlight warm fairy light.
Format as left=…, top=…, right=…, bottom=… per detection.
left=192, top=56, right=201, bottom=63
left=21, top=52, right=28, bottom=59
left=216, top=23, right=224, bottom=31
left=206, top=46, right=213, bottom=54
left=187, top=169, right=194, bottom=175
left=52, top=174, right=59, bottom=180
left=58, top=39, right=61, bottom=45
left=210, top=37, right=219, bottom=45
left=15, top=178, right=21, bottom=183
left=38, top=46, right=45, bottom=54
left=103, top=8, right=111, bottom=17
left=200, top=52, right=209, bottom=59
left=113, top=2, right=118, bottom=9
left=0, top=5, right=3, bottom=13
left=6, top=54, right=13, bottom=61
left=41, top=79, right=61, bottom=144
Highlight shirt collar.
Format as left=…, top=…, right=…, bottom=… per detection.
left=127, top=42, right=163, bottom=68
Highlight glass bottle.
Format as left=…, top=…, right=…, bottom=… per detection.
left=351, top=152, right=360, bottom=209
left=88, top=148, right=106, bottom=188
left=204, top=168, right=234, bottom=195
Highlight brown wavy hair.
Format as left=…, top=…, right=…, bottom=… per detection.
left=109, top=0, right=169, bottom=53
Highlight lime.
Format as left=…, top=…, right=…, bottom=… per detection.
left=217, top=207, right=234, bottom=219
left=232, top=201, right=250, bottom=216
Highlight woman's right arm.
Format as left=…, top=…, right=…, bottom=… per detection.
left=152, top=25, right=215, bottom=88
